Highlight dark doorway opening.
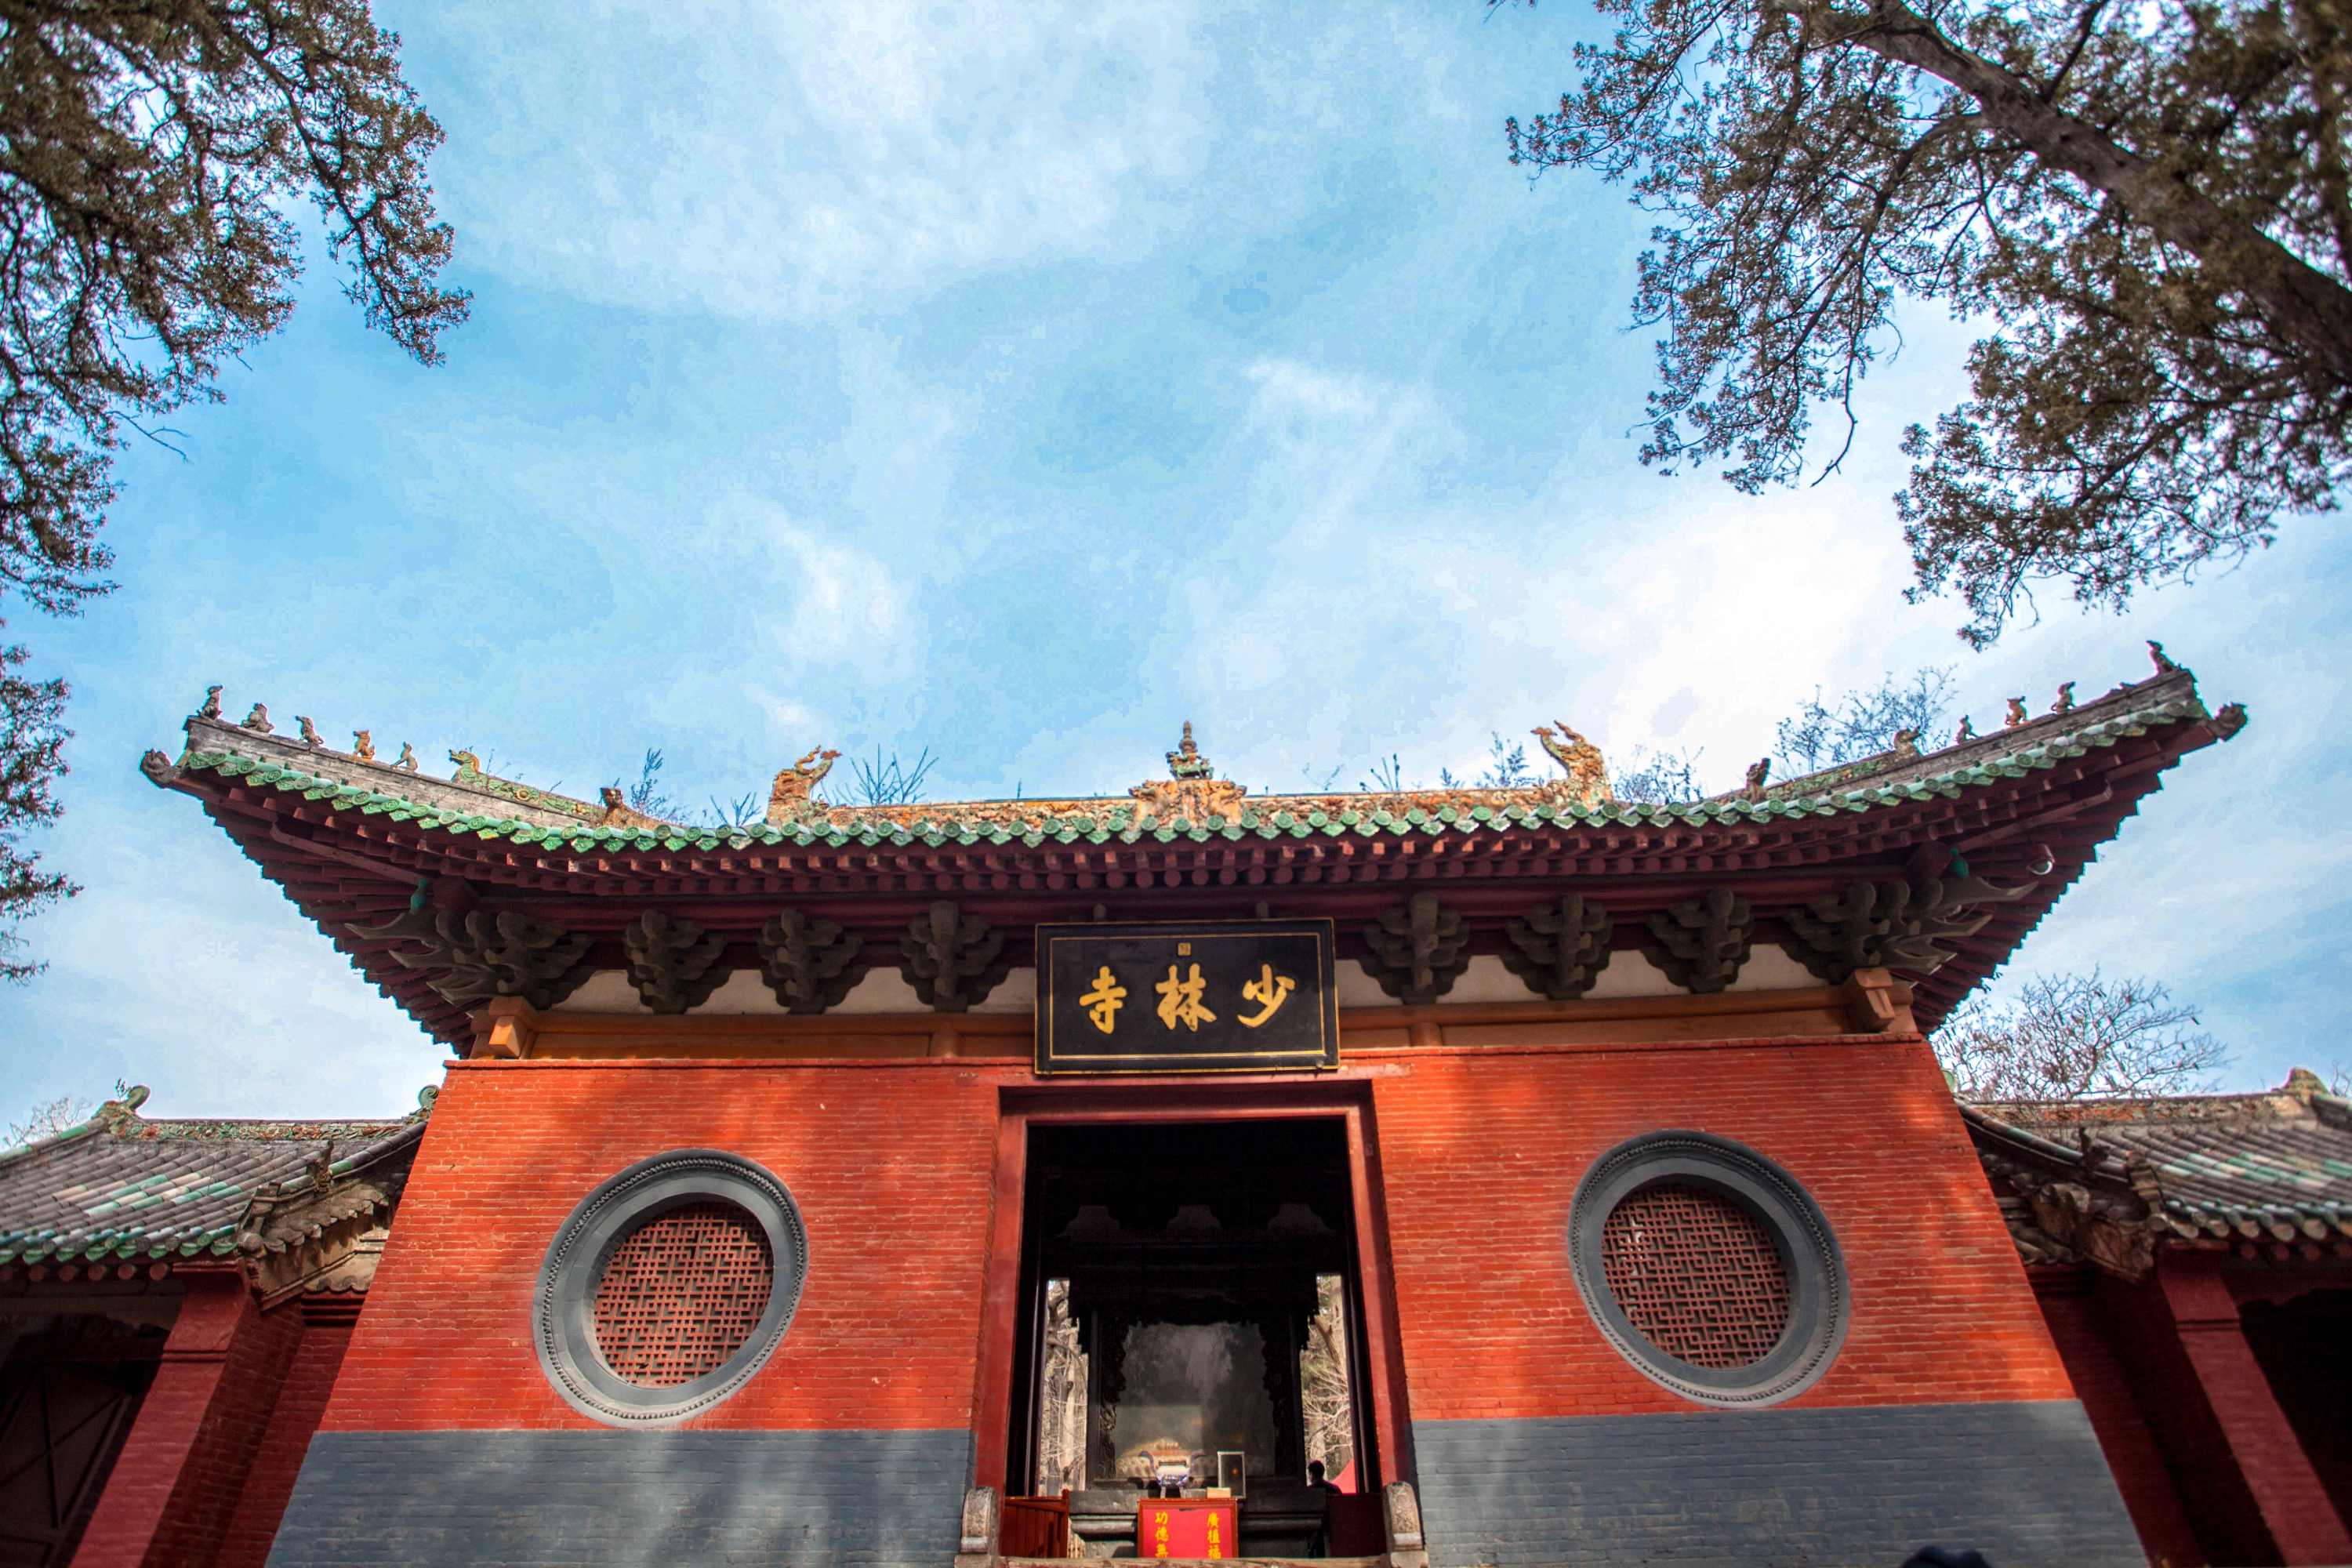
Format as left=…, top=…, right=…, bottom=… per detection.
left=1005, top=1117, right=1376, bottom=1557
left=0, top=1316, right=165, bottom=1567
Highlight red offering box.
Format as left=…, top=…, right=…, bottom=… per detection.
left=1136, top=1497, right=1238, bottom=1559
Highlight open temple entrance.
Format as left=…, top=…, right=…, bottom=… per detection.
left=1004, top=1117, right=1382, bottom=1558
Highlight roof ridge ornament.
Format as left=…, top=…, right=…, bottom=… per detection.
left=767, top=746, right=841, bottom=824
left=1131, top=721, right=1248, bottom=826
left=1167, top=720, right=1213, bottom=781
left=1531, top=721, right=1614, bottom=808
left=447, top=748, right=604, bottom=826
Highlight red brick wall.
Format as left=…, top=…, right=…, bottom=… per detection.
left=321, top=1058, right=1004, bottom=1433
left=2031, top=1267, right=2205, bottom=1566
left=73, top=1269, right=303, bottom=1568
left=213, top=1314, right=354, bottom=1568
left=326, top=1035, right=2080, bottom=1446
left=1365, top=1033, right=2081, bottom=1422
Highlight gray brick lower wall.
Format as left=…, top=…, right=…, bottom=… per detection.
left=263, top=1428, right=971, bottom=1568
left=1414, top=1400, right=2143, bottom=1568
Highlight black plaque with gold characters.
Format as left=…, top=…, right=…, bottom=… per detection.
left=1034, top=920, right=1338, bottom=1076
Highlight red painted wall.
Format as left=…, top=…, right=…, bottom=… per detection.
left=321, top=1058, right=1004, bottom=1433
left=1365, top=1033, right=2080, bottom=1421
left=73, top=1269, right=303, bottom=1568
left=2030, top=1268, right=2205, bottom=1566
left=325, top=1034, right=2085, bottom=1449
left=213, top=1313, right=356, bottom=1568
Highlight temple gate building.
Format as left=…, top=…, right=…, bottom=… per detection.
left=5, top=653, right=2319, bottom=1567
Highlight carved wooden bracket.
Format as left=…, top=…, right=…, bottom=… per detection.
left=1360, top=891, right=1472, bottom=1005
left=900, top=901, right=1011, bottom=1013
left=623, top=910, right=731, bottom=1014
left=1642, top=888, right=1754, bottom=994
left=348, top=907, right=595, bottom=1010
left=1501, top=894, right=1614, bottom=1000
left=757, top=910, right=868, bottom=1014
left=1780, top=875, right=2028, bottom=983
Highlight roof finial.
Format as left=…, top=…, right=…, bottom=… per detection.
left=298, top=715, right=323, bottom=747
left=241, top=702, right=273, bottom=734
left=2148, top=640, right=2178, bottom=673
left=2003, top=697, right=2027, bottom=728
left=2049, top=681, right=2076, bottom=715
left=1530, top=721, right=1614, bottom=808
left=198, top=685, right=223, bottom=720
left=353, top=729, right=376, bottom=761
left=767, top=746, right=841, bottom=823
left=1167, top=720, right=1213, bottom=781
left=1955, top=714, right=1976, bottom=744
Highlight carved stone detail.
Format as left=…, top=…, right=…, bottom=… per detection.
left=1385, top=1479, right=1428, bottom=1557
left=1360, top=891, right=1472, bottom=1004
left=1780, top=875, right=2030, bottom=983
left=1642, top=888, right=1754, bottom=994
left=347, top=908, right=596, bottom=1010
left=956, top=1486, right=1000, bottom=1563
left=622, top=911, right=731, bottom=1014
left=1502, top=894, right=1614, bottom=1000
left=757, top=910, right=868, bottom=1014
left=139, top=749, right=180, bottom=787
left=899, top=901, right=1009, bottom=1013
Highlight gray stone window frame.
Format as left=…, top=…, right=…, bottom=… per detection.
left=535, top=1149, right=808, bottom=1427
left=1569, top=1130, right=1847, bottom=1407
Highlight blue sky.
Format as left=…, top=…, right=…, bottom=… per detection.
left=2, top=2, right=2344, bottom=1121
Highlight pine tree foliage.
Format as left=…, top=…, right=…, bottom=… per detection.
left=0, top=0, right=466, bottom=961
left=1501, top=0, right=2352, bottom=644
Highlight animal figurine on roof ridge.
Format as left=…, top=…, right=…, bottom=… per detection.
left=1167, top=720, right=1214, bottom=780
left=1531, top=721, right=1614, bottom=808
left=768, top=746, right=841, bottom=823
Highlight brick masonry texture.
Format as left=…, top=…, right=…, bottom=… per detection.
left=1413, top=1402, right=2143, bottom=1568
left=263, top=1428, right=970, bottom=1568
left=321, top=1059, right=1001, bottom=1432
left=1365, top=1035, right=2082, bottom=1421
left=215, top=1321, right=354, bottom=1568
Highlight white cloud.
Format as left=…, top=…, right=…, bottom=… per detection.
left=418, top=0, right=1214, bottom=319
left=1245, top=359, right=1385, bottom=420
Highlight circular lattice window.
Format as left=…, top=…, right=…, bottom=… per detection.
left=1570, top=1132, right=1844, bottom=1406
left=537, top=1152, right=806, bottom=1425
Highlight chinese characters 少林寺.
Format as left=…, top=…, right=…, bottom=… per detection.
left=1077, top=965, right=1127, bottom=1034
left=1155, top=963, right=1218, bottom=1031
left=1236, top=964, right=1295, bottom=1028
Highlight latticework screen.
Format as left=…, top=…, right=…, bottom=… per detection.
left=593, top=1201, right=775, bottom=1386
left=1600, top=1182, right=1791, bottom=1369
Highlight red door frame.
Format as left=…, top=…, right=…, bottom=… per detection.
left=969, top=1075, right=1414, bottom=1495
